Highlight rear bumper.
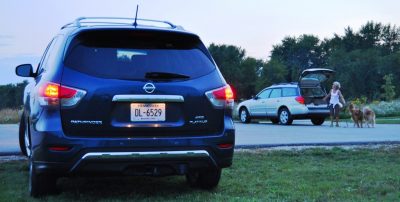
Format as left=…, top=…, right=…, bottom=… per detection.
left=289, top=103, right=329, bottom=117
left=292, top=108, right=330, bottom=119
left=33, top=149, right=228, bottom=177
left=30, top=118, right=235, bottom=177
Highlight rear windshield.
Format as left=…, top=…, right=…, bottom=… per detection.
left=64, top=30, right=216, bottom=80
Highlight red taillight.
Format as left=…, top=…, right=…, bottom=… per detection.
left=48, top=146, right=71, bottom=152
left=43, top=83, right=59, bottom=98
left=205, top=85, right=235, bottom=109
left=60, top=85, right=78, bottom=98
left=295, top=96, right=305, bottom=104
left=212, top=85, right=234, bottom=100
left=40, top=83, right=77, bottom=98
left=38, top=82, right=86, bottom=107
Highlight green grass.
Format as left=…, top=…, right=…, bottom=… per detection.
left=375, top=116, right=400, bottom=124
left=376, top=119, right=400, bottom=124
left=1, top=147, right=400, bottom=201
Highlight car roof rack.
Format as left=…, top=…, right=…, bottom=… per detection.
left=61, top=17, right=181, bottom=30
left=272, top=82, right=298, bottom=86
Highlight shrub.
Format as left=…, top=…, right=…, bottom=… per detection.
left=369, top=99, right=400, bottom=117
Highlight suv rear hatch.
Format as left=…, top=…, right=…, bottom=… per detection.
left=60, top=29, right=226, bottom=137
left=299, top=68, right=335, bottom=107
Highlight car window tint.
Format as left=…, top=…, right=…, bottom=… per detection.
left=269, top=88, right=282, bottom=98
left=36, top=38, right=55, bottom=74
left=64, top=30, right=215, bottom=80
left=43, top=36, right=63, bottom=73
left=282, top=87, right=298, bottom=97
left=257, top=89, right=271, bottom=99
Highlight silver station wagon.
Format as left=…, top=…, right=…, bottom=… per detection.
left=237, top=68, right=334, bottom=125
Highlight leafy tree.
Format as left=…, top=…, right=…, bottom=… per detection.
left=358, top=21, right=383, bottom=49
left=381, top=24, right=400, bottom=54
left=0, top=80, right=28, bottom=109
left=238, top=57, right=263, bottom=99
left=381, top=74, right=396, bottom=101
left=271, top=35, right=325, bottom=82
left=208, top=43, right=262, bottom=100
left=256, top=59, right=287, bottom=92
left=208, top=43, right=245, bottom=85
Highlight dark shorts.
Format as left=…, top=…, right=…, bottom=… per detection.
left=329, top=104, right=340, bottom=118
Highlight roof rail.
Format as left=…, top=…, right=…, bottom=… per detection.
left=272, top=82, right=298, bottom=86
left=61, top=17, right=179, bottom=30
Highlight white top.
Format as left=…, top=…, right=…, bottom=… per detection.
left=329, top=89, right=341, bottom=106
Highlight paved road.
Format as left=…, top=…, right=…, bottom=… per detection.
left=1, top=121, right=399, bottom=154
left=235, top=121, right=400, bottom=146
left=0, top=124, right=20, bottom=154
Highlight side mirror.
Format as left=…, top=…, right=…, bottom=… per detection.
left=253, top=96, right=258, bottom=100
left=15, top=64, right=34, bottom=77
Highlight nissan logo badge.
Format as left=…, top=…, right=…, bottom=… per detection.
left=143, top=83, right=156, bottom=94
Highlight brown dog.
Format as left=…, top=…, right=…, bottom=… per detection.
left=363, top=107, right=376, bottom=128
left=349, top=103, right=363, bottom=128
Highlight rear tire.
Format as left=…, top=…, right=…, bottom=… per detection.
left=311, top=118, right=325, bottom=125
left=239, top=108, right=251, bottom=123
left=186, top=168, right=221, bottom=189
left=29, top=159, right=58, bottom=197
left=279, top=108, right=293, bottom=125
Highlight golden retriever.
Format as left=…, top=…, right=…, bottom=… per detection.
left=363, top=107, right=376, bottom=128
left=349, top=103, right=363, bottom=128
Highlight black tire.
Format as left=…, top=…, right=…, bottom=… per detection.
left=311, top=118, right=325, bottom=125
left=270, top=118, right=279, bottom=124
left=239, top=107, right=251, bottom=123
left=29, top=159, right=58, bottom=197
left=19, top=113, right=27, bottom=156
left=278, top=108, right=293, bottom=125
left=186, top=168, right=221, bottom=189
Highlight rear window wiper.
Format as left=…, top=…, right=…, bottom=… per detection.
left=145, top=72, right=190, bottom=80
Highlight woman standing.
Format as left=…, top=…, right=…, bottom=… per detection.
left=324, top=81, right=346, bottom=127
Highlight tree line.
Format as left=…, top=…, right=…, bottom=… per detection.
left=0, top=80, right=28, bottom=110
left=1, top=21, right=399, bottom=109
left=210, top=21, right=399, bottom=102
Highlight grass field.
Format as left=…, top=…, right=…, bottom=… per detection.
left=1, top=147, right=399, bottom=201
left=375, top=117, right=400, bottom=124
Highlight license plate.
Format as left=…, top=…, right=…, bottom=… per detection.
left=130, top=103, right=165, bottom=122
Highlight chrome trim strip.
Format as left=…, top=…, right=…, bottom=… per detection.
left=82, top=150, right=210, bottom=160
left=70, top=150, right=214, bottom=172
left=112, top=95, right=184, bottom=102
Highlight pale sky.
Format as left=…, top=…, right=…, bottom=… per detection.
left=1, top=0, right=399, bottom=84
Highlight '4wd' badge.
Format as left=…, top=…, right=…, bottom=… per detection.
left=189, top=115, right=208, bottom=124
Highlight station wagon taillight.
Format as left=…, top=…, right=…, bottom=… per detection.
left=38, top=82, right=86, bottom=107
left=205, top=85, right=235, bottom=109
left=295, top=96, right=305, bottom=104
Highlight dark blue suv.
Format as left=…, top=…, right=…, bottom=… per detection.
left=15, top=17, right=235, bottom=197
